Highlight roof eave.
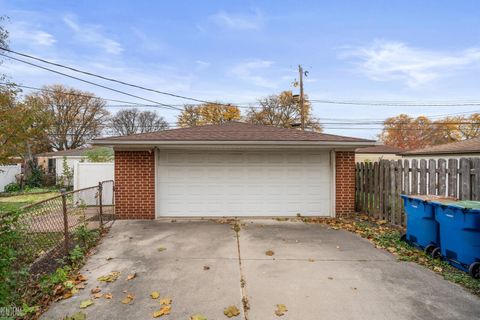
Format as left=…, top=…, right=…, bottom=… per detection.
left=92, top=139, right=375, bottom=148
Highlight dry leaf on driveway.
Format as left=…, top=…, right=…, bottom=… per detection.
left=265, top=250, right=275, bottom=256
left=157, top=247, right=167, bottom=252
left=97, top=271, right=120, bottom=282
left=153, top=305, right=171, bottom=317
left=150, top=291, right=160, bottom=299
left=274, top=304, right=288, bottom=316
left=64, top=312, right=86, bottom=320
left=92, top=293, right=103, bottom=299
left=104, top=293, right=113, bottom=299
left=223, top=305, right=240, bottom=317
left=190, top=315, right=207, bottom=320
left=79, top=300, right=94, bottom=309
left=91, top=287, right=101, bottom=294
left=121, top=293, right=135, bottom=304
left=126, top=272, right=136, bottom=281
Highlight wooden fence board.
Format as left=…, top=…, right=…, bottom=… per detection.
left=460, top=158, right=471, bottom=200
left=403, top=159, right=410, bottom=195
left=411, top=159, right=418, bottom=194
left=428, top=159, right=437, bottom=195
left=438, top=159, right=446, bottom=196
left=472, top=158, right=480, bottom=201
left=419, top=159, right=427, bottom=194
left=379, top=160, right=385, bottom=220
left=448, top=159, right=458, bottom=198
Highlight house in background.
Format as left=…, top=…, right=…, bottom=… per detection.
left=355, top=145, right=404, bottom=163
left=37, top=147, right=113, bottom=185
left=401, top=136, right=480, bottom=161
left=93, top=122, right=375, bottom=219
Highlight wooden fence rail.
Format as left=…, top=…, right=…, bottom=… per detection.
left=355, top=157, right=480, bottom=226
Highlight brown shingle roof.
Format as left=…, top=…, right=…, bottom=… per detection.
left=93, top=122, right=374, bottom=143
left=402, top=136, right=480, bottom=155
left=356, top=145, right=405, bottom=154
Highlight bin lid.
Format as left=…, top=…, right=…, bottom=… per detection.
left=448, top=200, right=480, bottom=210
left=431, top=199, right=480, bottom=211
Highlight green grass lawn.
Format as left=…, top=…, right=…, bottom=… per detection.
left=0, top=192, right=59, bottom=213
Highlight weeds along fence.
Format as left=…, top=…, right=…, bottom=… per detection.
left=355, top=158, right=480, bottom=226
left=10, top=180, right=115, bottom=274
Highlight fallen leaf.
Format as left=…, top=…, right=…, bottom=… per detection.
left=97, top=271, right=120, bottom=282
left=93, top=293, right=103, bottom=299
left=328, top=277, right=333, bottom=280
left=104, top=293, right=113, bottom=299
left=153, top=306, right=171, bottom=317
left=151, top=291, right=160, bottom=299
left=157, top=247, right=167, bottom=252
left=122, top=294, right=135, bottom=304
left=224, top=305, right=240, bottom=317
left=106, top=257, right=113, bottom=261
left=75, top=283, right=86, bottom=289
left=91, top=287, right=101, bottom=294
left=265, top=250, right=275, bottom=256
left=126, top=273, right=136, bottom=281
left=79, top=300, right=94, bottom=309
left=77, top=274, right=88, bottom=282
left=274, top=304, right=288, bottom=316
left=64, top=312, right=86, bottom=320
left=190, top=315, right=207, bottom=320
left=63, top=291, right=73, bottom=299
left=308, top=258, right=315, bottom=262
left=203, top=265, right=210, bottom=271
left=159, top=297, right=172, bottom=305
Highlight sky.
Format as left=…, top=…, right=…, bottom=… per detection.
left=1, top=0, right=480, bottom=139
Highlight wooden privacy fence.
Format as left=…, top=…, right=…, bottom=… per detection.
left=355, top=157, right=480, bottom=226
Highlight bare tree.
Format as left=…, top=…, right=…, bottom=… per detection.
left=25, top=84, right=109, bottom=150
left=110, top=108, right=169, bottom=136
left=245, top=91, right=322, bottom=131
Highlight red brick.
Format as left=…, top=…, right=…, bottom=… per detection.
left=114, top=150, right=155, bottom=219
left=335, top=151, right=355, bottom=216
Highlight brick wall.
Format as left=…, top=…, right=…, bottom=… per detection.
left=114, top=150, right=155, bottom=219
left=335, top=151, right=356, bottom=216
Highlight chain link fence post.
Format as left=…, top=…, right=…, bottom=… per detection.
left=60, top=188, right=69, bottom=255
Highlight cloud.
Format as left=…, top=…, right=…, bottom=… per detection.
left=9, top=22, right=56, bottom=47
left=230, top=59, right=277, bottom=88
left=209, top=9, right=264, bottom=30
left=343, top=41, right=480, bottom=87
left=63, top=14, right=123, bottom=55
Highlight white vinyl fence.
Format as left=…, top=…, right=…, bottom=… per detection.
left=73, top=162, right=114, bottom=205
left=0, top=164, right=21, bottom=192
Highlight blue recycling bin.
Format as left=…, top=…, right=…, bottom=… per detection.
left=400, top=195, right=440, bottom=253
left=431, top=200, right=480, bottom=278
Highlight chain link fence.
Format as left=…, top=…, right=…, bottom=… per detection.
left=12, top=180, right=115, bottom=274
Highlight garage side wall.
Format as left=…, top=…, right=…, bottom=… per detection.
left=114, top=150, right=155, bottom=219
left=335, top=151, right=355, bottom=215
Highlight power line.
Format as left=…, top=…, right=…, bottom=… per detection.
left=0, top=53, right=183, bottom=111
left=309, top=99, right=480, bottom=106
left=0, top=47, right=234, bottom=106
left=0, top=82, right=158, bottom=106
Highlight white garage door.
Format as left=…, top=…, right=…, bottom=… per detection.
left=157, top=150, right=332, bottom=217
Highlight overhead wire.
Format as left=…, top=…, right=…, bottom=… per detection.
left=0, top=53, right=183, bottom=111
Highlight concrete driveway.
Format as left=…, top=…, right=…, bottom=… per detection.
left=42, top=219, right=480, bottom=320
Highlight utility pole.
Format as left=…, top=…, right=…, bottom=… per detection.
left=298, top=65, right=305, bottom=131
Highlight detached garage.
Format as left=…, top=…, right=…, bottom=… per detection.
left=93, top=122, right=375, bottom=219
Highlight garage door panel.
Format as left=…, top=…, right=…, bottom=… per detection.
left=157, top=150, right=332, bottom=217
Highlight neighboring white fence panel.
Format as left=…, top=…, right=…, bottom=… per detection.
left=74, top=162, right=114, bottom=205
left=0, top=165, right=21, bottom=192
